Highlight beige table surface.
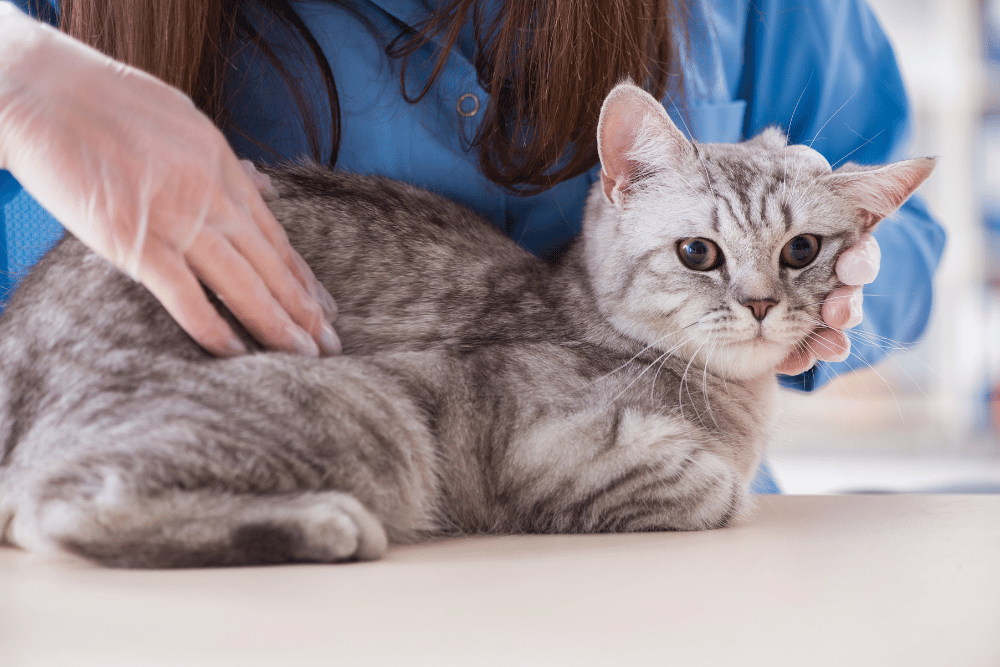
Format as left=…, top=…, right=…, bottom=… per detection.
left=1, top=495, right=998, bottom=667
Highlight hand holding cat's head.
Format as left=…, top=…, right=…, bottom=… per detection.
left=585, top=82, right=934, bottom=380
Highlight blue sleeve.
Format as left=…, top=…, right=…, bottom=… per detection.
left=0, top=1, right=64, bottom=309
left=735, top=0, right=947, bottom=392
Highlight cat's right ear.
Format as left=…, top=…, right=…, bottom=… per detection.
left=597, top=82, right=693, bottom=206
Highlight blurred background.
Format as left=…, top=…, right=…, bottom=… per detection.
left=769, top=0, right=1000, bottom=493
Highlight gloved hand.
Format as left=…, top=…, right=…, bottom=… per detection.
left=776, top=233, right=881, bottom=376
left=0, top=2, right=339, bottom=357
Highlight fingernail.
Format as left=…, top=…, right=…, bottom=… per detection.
left=827, top=331, right=852, bottom=362
left=861, top=234, right=881, bottom=265
left=837, top=253, right=878, bottom=285
left=226, top=337, right=248, bottom=356
left=822, top=296, right=849, bottom=329
left=319, top=285, right=338, bottom=320
left=319, top=322, right=342, bottom=356
left=846, top=291, right=864, bottom=328
left=290, top=326, right=320, bottom=358
left=259, top=178, right=279, bottom=202
left=240, top=159, right=279, bottom=201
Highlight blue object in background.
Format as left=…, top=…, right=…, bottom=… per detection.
left=0, top=172, right=64, bottom=307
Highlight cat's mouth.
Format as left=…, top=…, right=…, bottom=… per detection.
left=743, top=326, right=776, bottom=345
left=735, top=328, right=792, bottom=352
left=742, top=335, right=780, bottom=350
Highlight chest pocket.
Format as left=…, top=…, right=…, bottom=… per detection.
left=686, top=100, right=748, bottom=144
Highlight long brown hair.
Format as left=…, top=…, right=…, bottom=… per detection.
left=54, top=0, right=688, bottom=194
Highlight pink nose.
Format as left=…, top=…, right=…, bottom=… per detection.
left=740, top=298, right=778, bottom=322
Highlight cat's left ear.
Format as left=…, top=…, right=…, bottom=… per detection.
left=597, top=82, right=693, bottom=206
left=824, top=158, right=936, bottom=231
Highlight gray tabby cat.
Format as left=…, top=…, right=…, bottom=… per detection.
left=0, top=83, right=933, bottom=567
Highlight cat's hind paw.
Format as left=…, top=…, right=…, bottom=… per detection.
left=277, top=491, right=388, bottom=562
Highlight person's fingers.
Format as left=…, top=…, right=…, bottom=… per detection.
left=290, top=249, right=339, bottom=320
left=807, top=327, right=851, bottom=363
left=238, top=159, right=279, bottom=201
left=186, top=228, right=320, bottom=357
left=821, top=285, right=864, bottom=329
left=776, top=327, right=852, bottom=376
left=136, top=238, right=246, bottom=357
left=1, top=8, right=339, bottom=359
left=240, top=176, right=338, bottom=320
left=775, top=345, right=815, bottom=376
left=836, top=233, right=881, bottom=285
left=228, top=221, right=341, bottom=356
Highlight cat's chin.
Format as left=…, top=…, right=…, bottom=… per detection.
left=700, top=339, right=792, bottom=381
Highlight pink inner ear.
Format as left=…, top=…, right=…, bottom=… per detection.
left=600, top=169, right=618, bottom=202
left=599, top=109, right=640, bottom=199
left=596, top=83, right=689, bottom=204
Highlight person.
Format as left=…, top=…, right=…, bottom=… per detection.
left=0, top=0, right=946, bottom=493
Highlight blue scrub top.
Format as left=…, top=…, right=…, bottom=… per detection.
left=1, top=0, right=947, bottom=493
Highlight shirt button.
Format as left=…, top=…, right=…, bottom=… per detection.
left=457, top=93, right=480, bottom=117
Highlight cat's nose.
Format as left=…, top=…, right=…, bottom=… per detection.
left=740, top=298, right=778, bottom=322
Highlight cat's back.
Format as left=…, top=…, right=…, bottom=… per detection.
left=264, top=165, right=583, bottom=353
left=265, top=165, right=529, bottom=267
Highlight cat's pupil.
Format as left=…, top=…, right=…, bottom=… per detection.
left=788, top=237, right=811, bottom=260
left=678, top=238, right=721, bottom=271
left=687, top=240, right=709, bottom=263
left=781, top=234, right=820, bottom=269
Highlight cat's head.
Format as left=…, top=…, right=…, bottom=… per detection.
left=584, top=82, right=935, bottom=380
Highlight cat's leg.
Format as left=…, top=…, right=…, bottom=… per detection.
left=502, top=406, right=764, bottom=534
left=3, top=353, right=441, bottom=568
left=11, top=469, right=388, bottom=567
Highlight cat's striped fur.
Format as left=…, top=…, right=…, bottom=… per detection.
left=0, top=84, right=933, bottom=567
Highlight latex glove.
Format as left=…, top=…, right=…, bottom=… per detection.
left=0, top=3, right=339, bottom=357
left=776, top=233, right=881, bottom=376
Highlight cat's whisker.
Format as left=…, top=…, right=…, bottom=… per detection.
left=795, top=293, right=863, bottom=309
left=646, top=328, right=694, bottom=405
left=794, top=313, right=944, bottom=394
left=798, top=314, right=916, bottom=354
left=789, top=172, right=826, bottom=211
left=827, top=327, right=942, bottom=398
left=807, top=91, right=857, bottom=151
left=700, top=335, right=724, bottom=433
left=667, top=97, right=718, bottom=201
left=679, top=336, right=714, bottom=432
left=786, top=91, right=861, bottom=210
left=781, top=73, right=813, bottom=202
left=802, top=330, right=908, bottom=422
left=607, top=327, right=704, bottom=405
left=573, top=325, right=697, bottom=396
left=827, top=129, right=885, bottom=171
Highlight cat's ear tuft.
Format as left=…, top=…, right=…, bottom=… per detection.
left=597, top=81, right=692, bottom=206
left=825, top=157, right=936, bottom=230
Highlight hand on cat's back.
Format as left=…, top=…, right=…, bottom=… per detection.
left=0, top=5, right=340, bottom=359
left=775, top=233, right=881, bottom=376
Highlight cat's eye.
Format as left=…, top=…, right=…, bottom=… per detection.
left=677, top=238, right=723, bottom=271
left=780, top=234, right=821, bottom=269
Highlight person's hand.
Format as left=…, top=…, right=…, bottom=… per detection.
left=0, top=3, right=339, bottom=357
left=776, top=233, right=881, bottom=376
